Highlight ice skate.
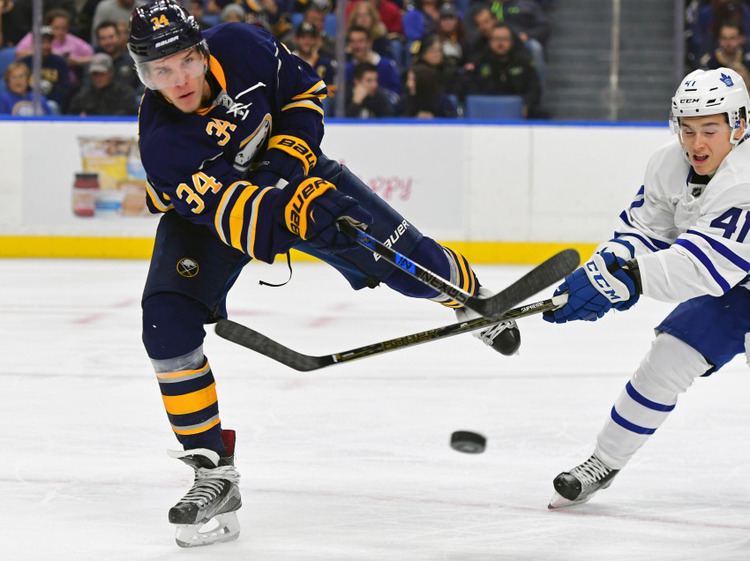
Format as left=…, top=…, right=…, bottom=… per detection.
left=168, top=436, right=242, bottom=547
left=548, top=455, right=619, bottom=509
left=455, top=288, right=521, bottom=355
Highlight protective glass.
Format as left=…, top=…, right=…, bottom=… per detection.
left=136, top=47, right=206, bottom=91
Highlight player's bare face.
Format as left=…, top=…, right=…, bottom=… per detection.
left=149, top=48, right=209, bottom=113
left=680, top=115, right=741, bottom=175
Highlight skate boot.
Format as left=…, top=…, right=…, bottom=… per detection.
left=548, top=454, right=619, bottom=509
left=455, top=288, right=521, bottom=355
left=168, top=430, right=242, bottom=547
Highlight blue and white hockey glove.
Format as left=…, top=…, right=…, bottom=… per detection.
left=542, top=251, right=640, bottom=324
left=282, top=176, right=372, bottom=251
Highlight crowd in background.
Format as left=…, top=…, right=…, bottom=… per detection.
left=0, top=0, right=553, bottom=118
left=687, top=0, right=750, bottom=86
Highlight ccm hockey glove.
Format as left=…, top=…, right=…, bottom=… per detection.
left=543, top=251, right=640, bottom=324
left=282, top=177, right=372, bottom=251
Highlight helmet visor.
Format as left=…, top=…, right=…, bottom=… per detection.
left=136, top=47, right=206, bottom=91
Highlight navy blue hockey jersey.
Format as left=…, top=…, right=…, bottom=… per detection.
left=138, top=23, right=328, bottom=263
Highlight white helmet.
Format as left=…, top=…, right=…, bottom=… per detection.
left=671, top=67, right=750, bottom=145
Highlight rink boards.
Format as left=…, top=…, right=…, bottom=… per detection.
left=0, top=118, right=672, bottom=262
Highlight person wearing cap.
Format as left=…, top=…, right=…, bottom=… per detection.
left=67, top=52, right=137, bottom=115
left=293, top=21, right=336, bottom=87
left=435, top=2, right=465, bottom=72
left=18, top=25, right=72, bottom=112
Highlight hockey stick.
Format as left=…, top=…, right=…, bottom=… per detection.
left=337, top=221, right=578, bottom=320
left=215, top=294, right=567, bottom=372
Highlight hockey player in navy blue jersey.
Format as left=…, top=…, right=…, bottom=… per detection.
left=128, top=0, right=519, bottom=547
left=543, top=67, right=750, bottom=508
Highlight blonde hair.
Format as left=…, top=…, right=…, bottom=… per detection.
left=347, top=1, right=386, bottom=41
left=3, top=61, right=30, bottom=88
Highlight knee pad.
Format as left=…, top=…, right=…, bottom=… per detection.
left=632, top=333, right=712, bottom=400
left=142, top=292, right=210, bottom=360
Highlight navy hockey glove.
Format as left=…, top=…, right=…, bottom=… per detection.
left=542, top=251, right=640, bottom=324
left=283, top=177, right=372, bottom=251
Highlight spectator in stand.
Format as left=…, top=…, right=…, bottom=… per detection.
left=0, top=61, right=52, bottom=115
left=403, top=0, right=441, bottom=44
left=67, top=52, right=136, bottom=115
left=346, top=61, right=396, bottom=117
left=466, top=23, right=541, bottom=118
left=15, top=9, right=94, bottom=70
left=92, top=0, right=143, bottom=43
left=691, top=0, right=750, bottom=64
left=487, top=0, right=549, bottom=47
left=303, top=2, right=335, bottom=58
left=188, top=0, right=214, bottom=30
left=701, top=22, right=750, bottom=85
left=346, top=24, right=401, bottom=96
left=436, top=2, right=465, bottom=74
left=347, top=0, right=393, bottom=58
left=346, top=0, right=403, bottom=36
left=293, top=21, right=336, bottom=86
left=221, top=2, right=246, bottom=22
left=19, top=26, right=71, bottom=112
left=467, top=3, right=545, bottom=84
left=404, top=34, right=457, bottom=118
left=95, top=20, right=140, bottom=92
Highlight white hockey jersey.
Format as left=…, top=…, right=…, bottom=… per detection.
left=600, top=135, right=750, bottom=302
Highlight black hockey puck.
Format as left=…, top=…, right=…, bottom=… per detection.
left=450, top=430, right=486, bottom=454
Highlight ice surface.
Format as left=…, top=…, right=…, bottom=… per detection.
left=1, top=259, right=748, bottom=560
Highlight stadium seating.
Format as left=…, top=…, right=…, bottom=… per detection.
left=464, top=95, right=524, bottom=120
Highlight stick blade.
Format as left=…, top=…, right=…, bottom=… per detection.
left=215, top=319, right=330, bottom=372
left=474, top=249, right=580, bottom=319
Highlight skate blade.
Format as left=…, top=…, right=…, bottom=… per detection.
left=175, top=512, right=240, bottom=548
left=547, top=491, right=593, bottom=510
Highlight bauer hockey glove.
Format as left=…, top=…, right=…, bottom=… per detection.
left=282, top=177, right=373, bottom=251
left=542, top=251, right=640, bottom=324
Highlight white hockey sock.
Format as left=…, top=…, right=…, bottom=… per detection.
left=595, top=334, right=711, bottom=469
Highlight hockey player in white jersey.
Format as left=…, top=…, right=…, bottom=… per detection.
left=542, top=67, right=750, bottom=508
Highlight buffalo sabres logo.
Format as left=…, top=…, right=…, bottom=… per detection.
left=176, top=257, right=200, bottom=278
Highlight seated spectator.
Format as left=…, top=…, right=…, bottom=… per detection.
left=488, top=0, right=549, bottom=47
left=302, top=1, right=335, bottom=57
left=466, top=23, right=542, bottom=118
left=346, top=0, right=403, bottom=36
left=19, top=26, right=71, bottom=112
left=701, top=22, right=750, bottom=85
left=436, top=2, right=465, bottom=73
left=15, top=9, right=94, bottom=69
left=92, top=0, right=143, bottom=44
left=467, top=3, right=545, bottom=83
left=0, top=61, right=52, bottom=115
left=347, top=0, right=393, bottom=59
left=293, top=21, right=336, bottom=86
left=67, top=52, right=136, bottom=115
left=403, top=0, right=440, bottom=44
left=94, top=20, right=141, bottom=93
left=221, top=2, right=246, bottom=22
left=346, top=24, right=401, bottom=96
left=189, top=0, right=215, bottom=30
left=691, top=0, right=750, bottom=64
left=404, top=34, right=457, bottom=118
left=346, top=61, right=396, bottom=117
